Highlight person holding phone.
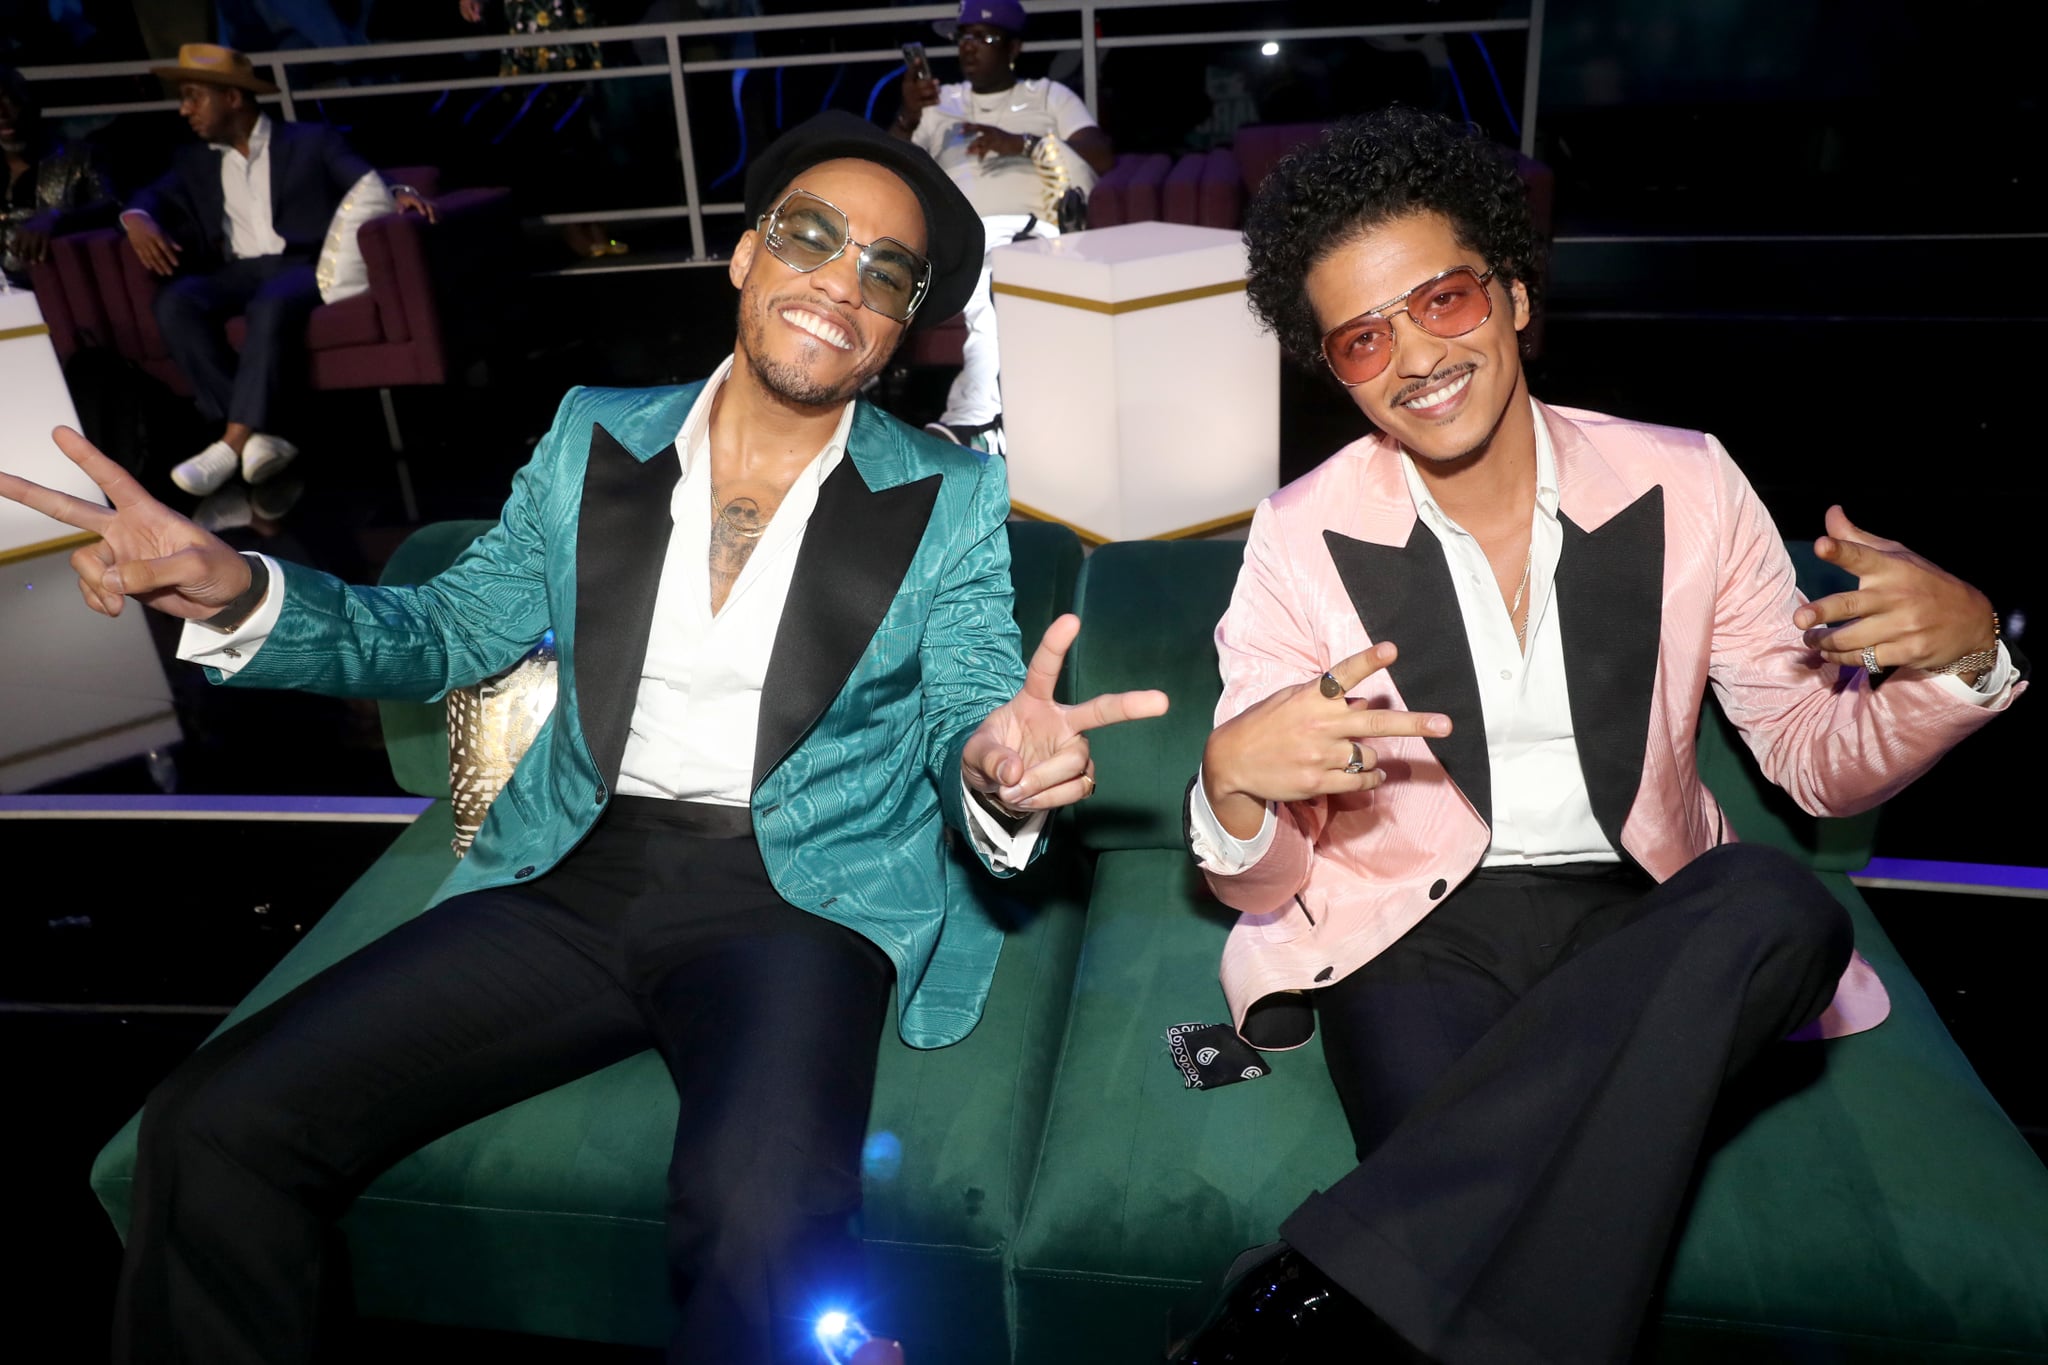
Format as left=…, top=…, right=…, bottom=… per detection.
left=888, top=0, right=1114, bottom=453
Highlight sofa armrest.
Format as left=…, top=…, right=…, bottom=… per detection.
left=355, top=186, right=514, bottom=384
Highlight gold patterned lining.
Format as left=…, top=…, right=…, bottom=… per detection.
left=445, top=641, right=559, bottom=856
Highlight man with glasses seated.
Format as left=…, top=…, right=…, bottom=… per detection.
left=890, top=0, right=1115, bottom=453
left=1169, top=107, right=2021, bottom=1362
left=2, top=110, right=1166, bottom=1365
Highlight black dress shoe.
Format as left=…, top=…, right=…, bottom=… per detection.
left=1166, top=1242, right=1421, bottom=1364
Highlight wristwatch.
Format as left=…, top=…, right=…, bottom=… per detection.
left=200, top=553, right=271, bottom=634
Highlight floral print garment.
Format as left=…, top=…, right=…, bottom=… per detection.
left=499, top=0, right=604, bottom=75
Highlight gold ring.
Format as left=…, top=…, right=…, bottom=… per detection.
left=1081, top=773, right=1097, bottom=797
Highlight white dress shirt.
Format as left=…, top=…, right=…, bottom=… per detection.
left=1191, top=400, right=2015, bottom=873
left=215, top=114, right=287, bottom=260
left=178, top=355, right=1041, bottom=866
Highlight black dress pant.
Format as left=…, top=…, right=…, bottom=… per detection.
left=1285, top=843, right=1852, bottom=1365
left=152, top=255, right=321, bottom=431
left=113, top=796, right=896, bottom=1365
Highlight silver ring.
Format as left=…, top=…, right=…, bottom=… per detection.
left=1318, top=671, right=1344, bottom=699
left=1860, top=645, right=1883, bottom=676
left=1343, top=741, right=1367, bottom=775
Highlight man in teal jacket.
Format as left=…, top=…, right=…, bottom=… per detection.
left=3, top=111, right=1166, bottom=1365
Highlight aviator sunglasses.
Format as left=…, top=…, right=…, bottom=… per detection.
left=1319, top=264, right=1500, bottom=386
left=758, top=189, right=932, bottom=323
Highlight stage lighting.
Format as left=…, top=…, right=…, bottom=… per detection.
left=1261, top=41, right=1280, bottom=56
left=814, top=1309, right=871, bottom=1363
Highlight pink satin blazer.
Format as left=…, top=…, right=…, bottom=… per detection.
left=1206, top=403, right=2019, bottom=1047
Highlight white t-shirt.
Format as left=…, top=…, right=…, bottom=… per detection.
left=910, top=77, right=1100, bottom=216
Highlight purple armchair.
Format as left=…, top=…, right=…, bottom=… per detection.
left=30, top=166, right=515, bottom=514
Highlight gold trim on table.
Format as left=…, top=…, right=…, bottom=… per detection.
left=990, top=278, right=1247, bottom=316
left=0, top=322, right=55, bottom=343
left=0, top=531, right=98, bottom=568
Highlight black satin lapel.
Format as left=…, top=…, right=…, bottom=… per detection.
left=753, top=463, right=941, bottom=788
left=1555, top=487, right=1665, bottom=851
left=574, top=423, right=678, bottom=787
left=1324, top=528, right=1492, bottom=828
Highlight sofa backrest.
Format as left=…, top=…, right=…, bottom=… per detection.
left=1065, top=535, right=1879, bottom=869
left=1066, top=539, right=1249, bottom=852
left=373, top=516, right=1087, bottom=799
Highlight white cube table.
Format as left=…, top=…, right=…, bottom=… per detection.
left=990, top=222, right=1278, bottom=542
left=0, top=286, right=181, bottom=790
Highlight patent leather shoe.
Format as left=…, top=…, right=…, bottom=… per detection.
left=1166, top=1242, right=1421, bottom=1364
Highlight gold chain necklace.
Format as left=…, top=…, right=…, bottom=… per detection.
left=712, top=486, right=767, bottom=540
left=1509, top=544, right=1534, bottom=650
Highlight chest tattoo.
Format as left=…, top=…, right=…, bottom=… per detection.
left=709, top=486, right=775, bottom=614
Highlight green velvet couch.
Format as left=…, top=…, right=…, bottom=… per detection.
left=92, top=522, right=2048, bottom=1363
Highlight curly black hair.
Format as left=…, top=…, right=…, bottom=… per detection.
left=1243, top=107, right=1543, bottom=374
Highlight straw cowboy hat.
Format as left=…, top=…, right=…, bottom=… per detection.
left=149, top=44, right=279, bottom=95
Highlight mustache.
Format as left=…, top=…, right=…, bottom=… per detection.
left=1389, top=363, right=1474, bottom=407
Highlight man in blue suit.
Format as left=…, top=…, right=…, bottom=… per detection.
left=118, top=44, right=433, bottom=500
left=5, top=111, right=1166, bottom=1363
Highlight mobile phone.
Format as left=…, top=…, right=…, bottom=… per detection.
left=901, top=41, right=931, bottom=82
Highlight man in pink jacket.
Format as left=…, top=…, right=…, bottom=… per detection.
left=1168, top=108, right=2021, bottom=1364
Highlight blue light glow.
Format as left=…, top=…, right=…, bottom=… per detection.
left=862, top=1130, right=903, bottom=1182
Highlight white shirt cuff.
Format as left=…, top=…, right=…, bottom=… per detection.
left=1188, top=766, right=1277, bottom=874
left=962, top=778, right=1047, bottom=872
left=1926, top=641, right=2017, bottom=705
left=174, top=554, right=284, bottom=676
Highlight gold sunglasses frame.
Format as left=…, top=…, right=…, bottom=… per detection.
left=1319, top=264, right=1499, bottom=388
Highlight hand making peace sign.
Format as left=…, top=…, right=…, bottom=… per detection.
left=0, top=426, right=253, bottom=621
left=962, top=612, right=1170, bottom=813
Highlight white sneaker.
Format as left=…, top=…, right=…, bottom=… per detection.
left=171, top=441, right=240, bottom=497
left=241, top=432, right=299, bottom=486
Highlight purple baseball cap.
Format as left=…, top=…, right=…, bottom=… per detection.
left=936, top=0, right=1026, bottom=38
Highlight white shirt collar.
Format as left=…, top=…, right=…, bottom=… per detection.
left=1399, top=397, right=1560, bottom=532
left=215, top=113, right=273, bottom=161
left=674, top=353, right=854, bottom=487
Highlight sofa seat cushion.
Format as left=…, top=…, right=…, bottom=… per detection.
left=1010, top=847, right=1355, bottom=1362
left=1010, top=845, right=2048, bottom=1363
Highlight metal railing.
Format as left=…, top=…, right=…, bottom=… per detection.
left=18, top=0, right=1543, bottom=263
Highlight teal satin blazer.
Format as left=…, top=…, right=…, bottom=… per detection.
left=216, top=382, right=1034, bottom=1047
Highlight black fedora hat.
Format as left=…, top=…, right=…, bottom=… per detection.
left=743, top=110, right=983, bottom=327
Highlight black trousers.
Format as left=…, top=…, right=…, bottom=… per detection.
left=1285, top=843, right=1853, bottom=1365
left=112, top=797, right=896, bottom=1365
left=152, top=255, right=321, bottom=431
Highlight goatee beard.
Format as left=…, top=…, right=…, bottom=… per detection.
left=738, top=303, right=870, bottom=408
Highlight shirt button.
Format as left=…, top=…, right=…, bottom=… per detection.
left=1500, top=668, right=1512, bottom=680
left=593, top=785, right=606, bottom=806
left=1429, top=878, right=1448, bottom=899
left=514, top=866, right=535, bottom=880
